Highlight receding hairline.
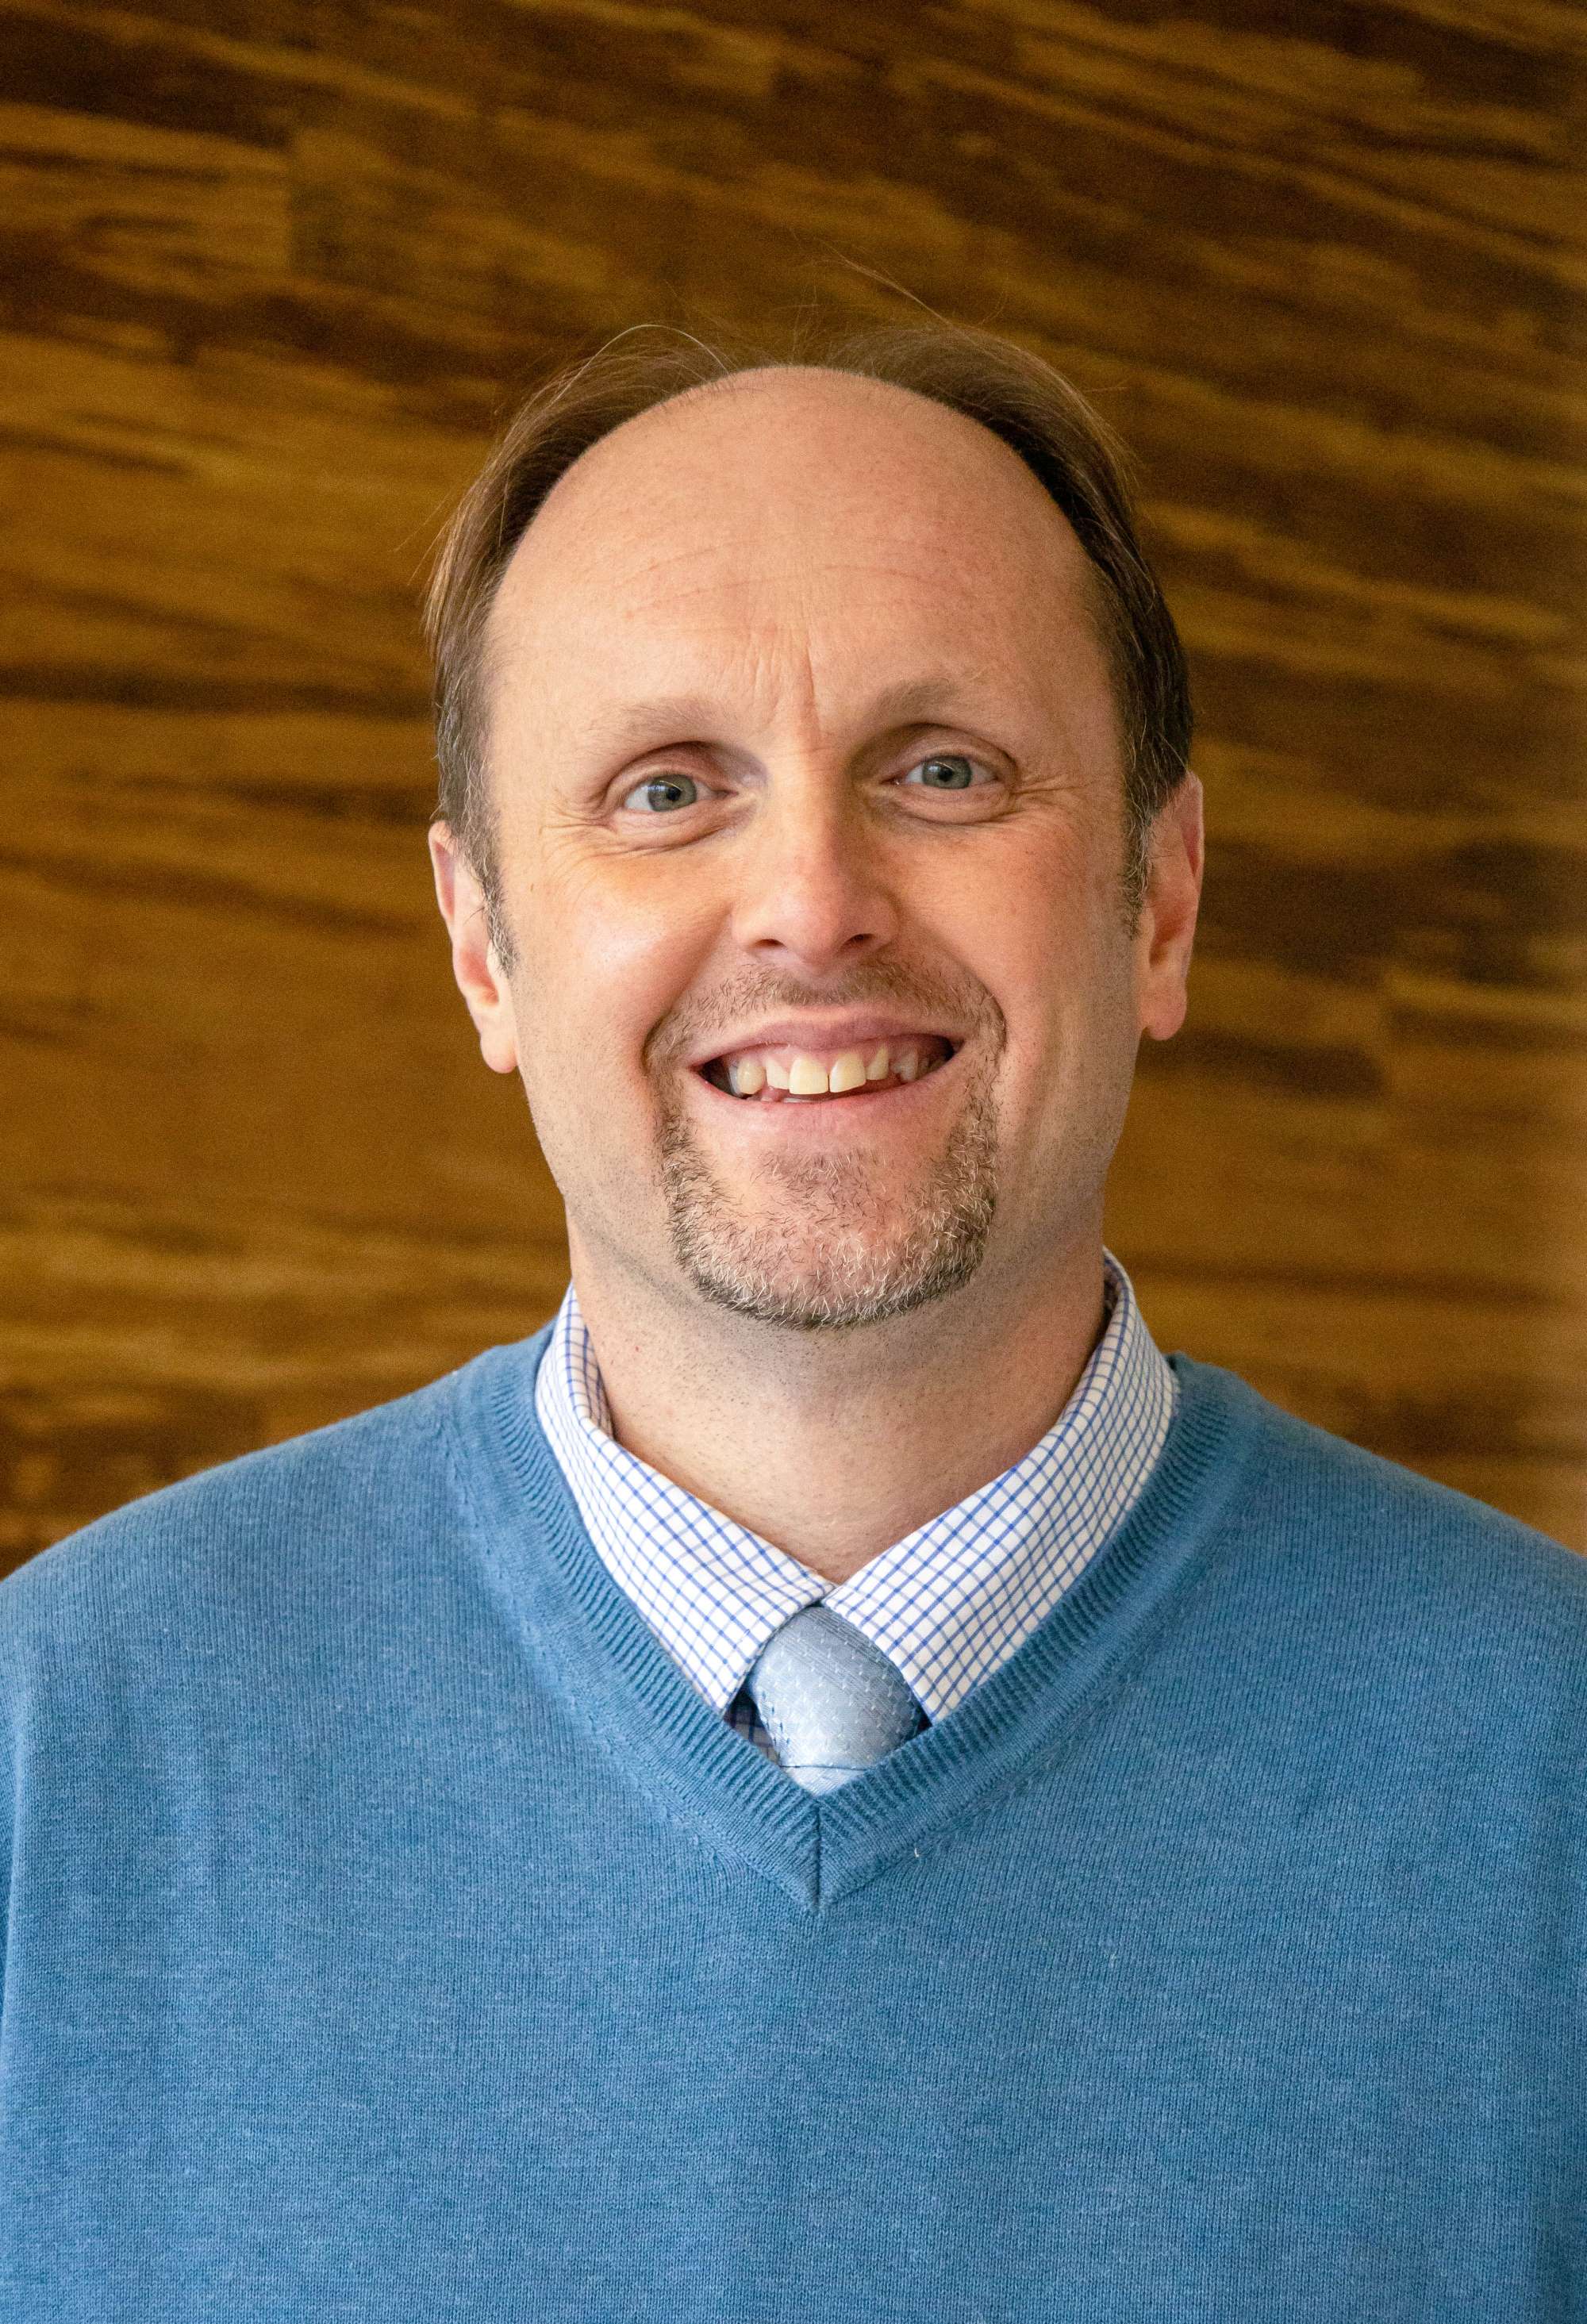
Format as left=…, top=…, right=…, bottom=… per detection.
left=492, top=359, right=1105, bottom=658
left=516, top=359, right=1078, bottom=556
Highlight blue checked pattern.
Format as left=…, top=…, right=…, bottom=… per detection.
left=533, top=1251, right=1176, bottom=1761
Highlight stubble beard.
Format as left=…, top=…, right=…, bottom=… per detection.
left=654, top=1059, right=1000, bottom=1333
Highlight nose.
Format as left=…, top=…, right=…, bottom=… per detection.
left=728, top=775, right=900, bottom=978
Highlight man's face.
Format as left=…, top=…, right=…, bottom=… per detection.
left=436, top=369, right=1199, bottom=1334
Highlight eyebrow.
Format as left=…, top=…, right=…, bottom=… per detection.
left=581, top=674, right=993, bottom=758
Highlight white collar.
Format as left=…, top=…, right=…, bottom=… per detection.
left=534, top=1253, right=1177, bottom=1722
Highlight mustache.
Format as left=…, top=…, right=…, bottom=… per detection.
left=645, top=959, right=1005, bottom=1070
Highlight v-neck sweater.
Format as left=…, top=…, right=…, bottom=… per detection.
left=2, top=1328, right=1585, bottom=2321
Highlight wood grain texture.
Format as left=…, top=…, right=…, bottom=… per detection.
left=2, top=0, right=1583, bottom=1567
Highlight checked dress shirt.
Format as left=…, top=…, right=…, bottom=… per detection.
left=533, top=1250, right=1177, bottom=1762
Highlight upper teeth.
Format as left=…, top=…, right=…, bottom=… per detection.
left=719, top=1041, right=947, bottom=1098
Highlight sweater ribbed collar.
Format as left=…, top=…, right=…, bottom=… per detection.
left=444, top=1334, right=1260, bottom=1911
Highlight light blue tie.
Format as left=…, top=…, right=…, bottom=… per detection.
left=746, top=1605, right=928, bottom=1793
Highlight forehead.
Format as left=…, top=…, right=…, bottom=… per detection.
left=485, top=368, right=1107, bottom=723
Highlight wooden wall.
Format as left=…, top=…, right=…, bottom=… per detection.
left=2, top=0, right=1582, bottom=1571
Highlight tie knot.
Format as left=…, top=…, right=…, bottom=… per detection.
left=746, top=1605, right=928, bottom=1793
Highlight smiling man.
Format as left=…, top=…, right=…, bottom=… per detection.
left=2, top=326, right=1584, bottom=2322
left=429, top=344, right=1199, bottom=1609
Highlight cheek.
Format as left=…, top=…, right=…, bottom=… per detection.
left=969, top=835, right=1136, bottom=1117
left=964, top=832, right=1104, bottom=1019
left=521, top=847, right=724, bottom=1076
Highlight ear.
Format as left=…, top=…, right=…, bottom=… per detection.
left=1134, top=772, right=1204, bottom=1043
left=428, top=820, right=521, bottom=1075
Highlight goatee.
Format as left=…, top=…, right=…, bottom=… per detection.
left=654, top=1063, right=999, bottom=1333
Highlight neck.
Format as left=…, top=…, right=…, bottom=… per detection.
left=564, top=1227, right=1109, bottom=1587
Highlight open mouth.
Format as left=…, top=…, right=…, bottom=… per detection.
left=697, top=1035, right=959, bottom=1104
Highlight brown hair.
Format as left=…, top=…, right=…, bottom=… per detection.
left=424, top=321, right=1191, bottom=951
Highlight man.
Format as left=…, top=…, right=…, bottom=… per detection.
left=2, top=325, right=1582, bottom=2321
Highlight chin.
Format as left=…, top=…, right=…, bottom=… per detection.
left=651, top=1047, right=1002, bottom=1331
left=678, top=1242, right=987, bottom=1334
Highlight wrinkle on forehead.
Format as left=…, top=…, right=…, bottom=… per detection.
left=574, top=667, right=1009, bottom=763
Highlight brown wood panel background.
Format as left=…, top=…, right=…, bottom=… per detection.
left=2, top=0, right=1583, bottom=1572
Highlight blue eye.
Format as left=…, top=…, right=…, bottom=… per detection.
left=903, top=755, right=978, bottom=791
left=624, top=774, right=701, bottom=813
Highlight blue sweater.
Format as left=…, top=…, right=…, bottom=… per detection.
left=2, top=1330, right=1584, bottom=2321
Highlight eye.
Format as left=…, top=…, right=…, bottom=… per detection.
left=621, top=773, right=702, bottom=813
left=898, top=753, right=986, bottom=793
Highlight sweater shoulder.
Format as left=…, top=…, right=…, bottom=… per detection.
left=1177, top=1354, right=1587, bottom=1655
left=0, top=1350, right=507, bottom=1681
